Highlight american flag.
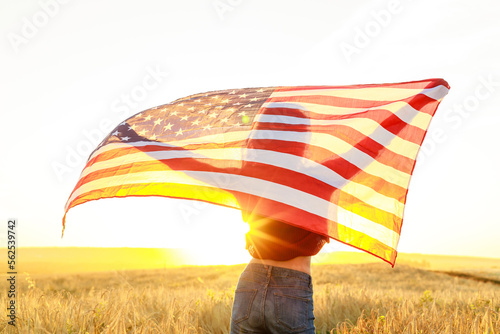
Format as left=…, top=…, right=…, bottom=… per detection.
left=63, top=79, right=450, bottom=265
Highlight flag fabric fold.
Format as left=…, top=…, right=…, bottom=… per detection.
left=63, top=78, right=450, bottom=266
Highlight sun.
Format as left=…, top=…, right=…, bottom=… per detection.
left=178, top=206, right=251, bottom=266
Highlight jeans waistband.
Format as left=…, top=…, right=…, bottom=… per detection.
left=244, top=263, right=312, bottom=282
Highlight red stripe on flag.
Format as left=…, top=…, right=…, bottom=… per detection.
left=67, top=182, right=398, bottom=266
left=274, top=79, right=449, bottom=92
left=260, top=107, right=427, bottom=145
left=253, top=122, right=416, bottom=174
left=79, top=137, right=408, bottom=203
left=71, top=155, right=403, bottom=234
left=267, top=93, right=442, bottom=112
left=245, top=139, right=407, bottom=199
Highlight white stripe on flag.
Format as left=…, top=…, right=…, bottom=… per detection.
left=76, top=147, right=405, bottom=216
left=255, top=114, right=421, bottom=159
left=270, top=84, right=449, bottom=102
left=263, top=101, right=433, bottom=131
left=250, top=130, right=412, bottom=188
left=87, top=130, right=253, bottom=162
left=66, top=170, right=400, bottom=249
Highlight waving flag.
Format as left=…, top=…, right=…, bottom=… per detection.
left=63, top=78, right=450, bottom=266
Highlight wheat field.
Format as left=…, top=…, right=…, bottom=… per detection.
left=1, top=259, right=499, bottom=334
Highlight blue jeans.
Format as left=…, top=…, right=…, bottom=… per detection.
left=230, top=263, right=315, bottom=333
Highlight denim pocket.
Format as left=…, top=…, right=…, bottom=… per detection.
left=274, top=292, right=309, bottom=332
left=231, top=288, right=257, bottom=324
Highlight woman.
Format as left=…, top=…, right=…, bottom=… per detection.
left=230, top=212, right=328, bottom=333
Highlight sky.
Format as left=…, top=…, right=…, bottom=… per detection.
left=1, top=0, right=500, bottom=264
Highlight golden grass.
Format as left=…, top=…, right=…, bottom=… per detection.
left=1, top=262, right=499, bottom=333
